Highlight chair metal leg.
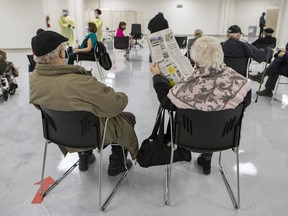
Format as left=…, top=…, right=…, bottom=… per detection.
left=40, top=140, right=79, bottom=197
left=272, top=75, right=288, bottom=107
left=164, top=112, right=175, bottom=205
left=218, top=148, right=240, bottom=209
left=255, top=60, right=269, bottom=103
left=98, top=118, right=129, bottom=211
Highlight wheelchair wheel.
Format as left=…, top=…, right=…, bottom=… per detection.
left=3, top=89, right=8, bottom=101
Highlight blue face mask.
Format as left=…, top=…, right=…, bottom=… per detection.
left=63, top=11, right=68, bottom=16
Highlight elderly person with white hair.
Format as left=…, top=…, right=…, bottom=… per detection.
left=221, top=25, right=272, bottom=63
left=30, top=30, right=138, bottom=175
left=150, top=36, right=251, bottom=175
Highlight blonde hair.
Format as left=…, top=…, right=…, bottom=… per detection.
left=194, top=29, right=203, bottom=38
left=191, top=36, right=224, bottom=69
left=33, top=42, right=68, bottom=64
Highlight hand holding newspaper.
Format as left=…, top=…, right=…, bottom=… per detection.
left=147, top=28, right=194, bottom=86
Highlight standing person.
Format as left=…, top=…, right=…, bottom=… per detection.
left=30, top=30, right=138, bottom=174
left=148, top=12, right=169, bottom=62
left=59, top=9, right=76, bottom=46
left=150, top=36, right=251, bottom=175
left=115, top=21, right=132, bottom=60
left=91, top=9, right=104, bottom=42
left=259, top=12, right=266, bottom=38
left=68, top=22, right=98, bottom=65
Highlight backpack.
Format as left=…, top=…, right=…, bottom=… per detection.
left=95, top=42, right=112, bottom=70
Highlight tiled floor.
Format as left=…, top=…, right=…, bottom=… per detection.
left=1, top=40, right=288, bottom=216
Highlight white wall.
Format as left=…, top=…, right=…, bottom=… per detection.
left=0, top=0, right=45, bottom=49
left=0, top=0, right=285, bottom=49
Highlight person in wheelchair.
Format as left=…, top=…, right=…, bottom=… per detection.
left=68, top=22, right=98, bottom=65
left=30, top=30, right=138, bottom=175
left=150, top=36, right=251, bottom=175
left=0, top=49, right=18, bottom=96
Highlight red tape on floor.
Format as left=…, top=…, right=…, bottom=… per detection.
left=31, top=176, right=55, bottom=204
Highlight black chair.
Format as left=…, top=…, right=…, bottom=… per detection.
left=175, top=36, right=187, bottom=50
left=113, top=36, right=131, bottom=62
left=164, top=104, right=245, bottom=209
left=131, top=24, right=143, bottom=48
left=27, top=55, right=36, bottom=72
left=75, top=45, right=104, bottom=80
left=224, top=57, right=250, bottom=78
left=39, top=107, right=129, bottom=211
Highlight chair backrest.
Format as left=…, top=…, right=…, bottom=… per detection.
left=174, top=104, right=245, bottom=152
left=254, top=43, right=275, bottom=49
left=175, top=36, right=187, bottom=49
left=131, top=24, right=142, bottom=39
left=224, top=57, right=249, bottom=77
left=27, top=55, right=36, bottom=72
left=40, top=107, right=101, bottom=149
left=114, top=36, right=129, bottom=50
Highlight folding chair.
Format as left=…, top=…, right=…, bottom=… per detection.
left=224, top=57, right=250, bottom=78
left=175, top=36, right=187, bottom=54
left=131, top=24, right=143, bottom=48
left=165, top=104, right=245, bottom=209
left=39, top=107, right=129, bottom=211
left=113, top=36, right=130, bottom=62
left=272, top=74, right=288, bottom=107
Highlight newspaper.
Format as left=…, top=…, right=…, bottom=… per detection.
left=147, top=28, right=194, bottom=86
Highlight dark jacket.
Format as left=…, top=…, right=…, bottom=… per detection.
left=148, top=13, right=169, bottom=33
left=259, top=15, right=266, bottom=27
left=152, top=74, right=251, bottom=112
left=252, top=36, right=277, bottom=48
left=271, top=53, right=288, bottom=76
left=221, top=38, right=273, bottom=63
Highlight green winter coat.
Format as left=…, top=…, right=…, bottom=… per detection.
left=30, top=64, right=139, bottom=159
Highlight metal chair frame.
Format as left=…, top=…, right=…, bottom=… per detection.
left=39, top=108, right=129, bottom=211
left=164, top=105, right=245, bottom=209
left=272, top=75, right=288, bottom=107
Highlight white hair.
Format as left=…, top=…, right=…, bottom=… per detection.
left=191, top=36, right=224, bottom=69
left=227, top=33, right=239, bottom=39
left=33, top=42, right=68, bottom=64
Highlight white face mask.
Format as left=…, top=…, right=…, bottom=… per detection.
left=95, top=13, right=99, bottom=18
left=63, top=11, right=68, bottom=16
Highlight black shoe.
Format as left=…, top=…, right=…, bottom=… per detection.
left=257, top=89, right=273, bottom=97
left=197, top=156, right=211, bottom=175
left=79, top=153, right=96, bottom=171
left=249, top=73, right=263, bottom=83
left=108, top=158, right=132, bottom=176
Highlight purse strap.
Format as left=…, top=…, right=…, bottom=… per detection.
left=149, top=107, right=165, bottom=141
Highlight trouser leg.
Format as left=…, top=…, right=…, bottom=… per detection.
left=201, top=152, right=213, bottom=160
left=265, top=73, right=279, bottom=91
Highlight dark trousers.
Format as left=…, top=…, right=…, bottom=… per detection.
left=259, top=25, right=264, bottom=38
left=68, top=52, right=95, bottom=65
left=262, top=63, right=280, bottom=92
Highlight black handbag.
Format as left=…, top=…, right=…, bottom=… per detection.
left=95, top=42, right=112, bottom=70
left=137, top=108, right=191, bottom=168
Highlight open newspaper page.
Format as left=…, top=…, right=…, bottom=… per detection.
left=147, top=28, right=194, bottom=86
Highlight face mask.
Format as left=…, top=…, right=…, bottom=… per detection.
left=121, top=26, right=126, bottom=30
left=63, top=11, right=68, bottom=16
left=95, top=13, right=99, bottom=18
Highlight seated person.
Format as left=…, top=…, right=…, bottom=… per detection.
left=68, top=22, right=98, bottom=65
left=221, top=25, right=273, bottom=63
left=185, top=28, right=203, bottom=63
left=150, top=36, right=251, bottom=175
left=115, top=21, right=132, bottom=60
left=249, top=43, right=288, bottom=97
left=0, top=49, right=18, bottom=91
left=252, top=28, right=277, bottom=49
left=30, top=30, right=138, bottom=175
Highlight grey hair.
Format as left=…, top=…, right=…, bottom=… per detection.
left=194, top=29, right=203, bottom=38
left=227, top=33, right=239, bottom=39
left=191, top=36, right=224, bottom=69
left=33, top=42, right=68, bottom=64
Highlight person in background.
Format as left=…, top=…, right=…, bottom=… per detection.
left=259, top=12, right=266, bottom=38
left=252, top=28, right=277, bottom=48
left=68, top=22, right=97, bottom=65
left=185, top=29, right=203, bottom=65
left=115, top=21, right=132, bottom=60
left=148, top=12, right=169, bottom=62
left=30, top=30, right=138, bottom=174
left=91, top=9, right=104, bottom=42
left=150, top=36, right=251, bottom=175
left=221, top=25, right=273, bottom=63
left=249, top=43, right=288, bottom=97
left=59, top=9, right=76, bottom=46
